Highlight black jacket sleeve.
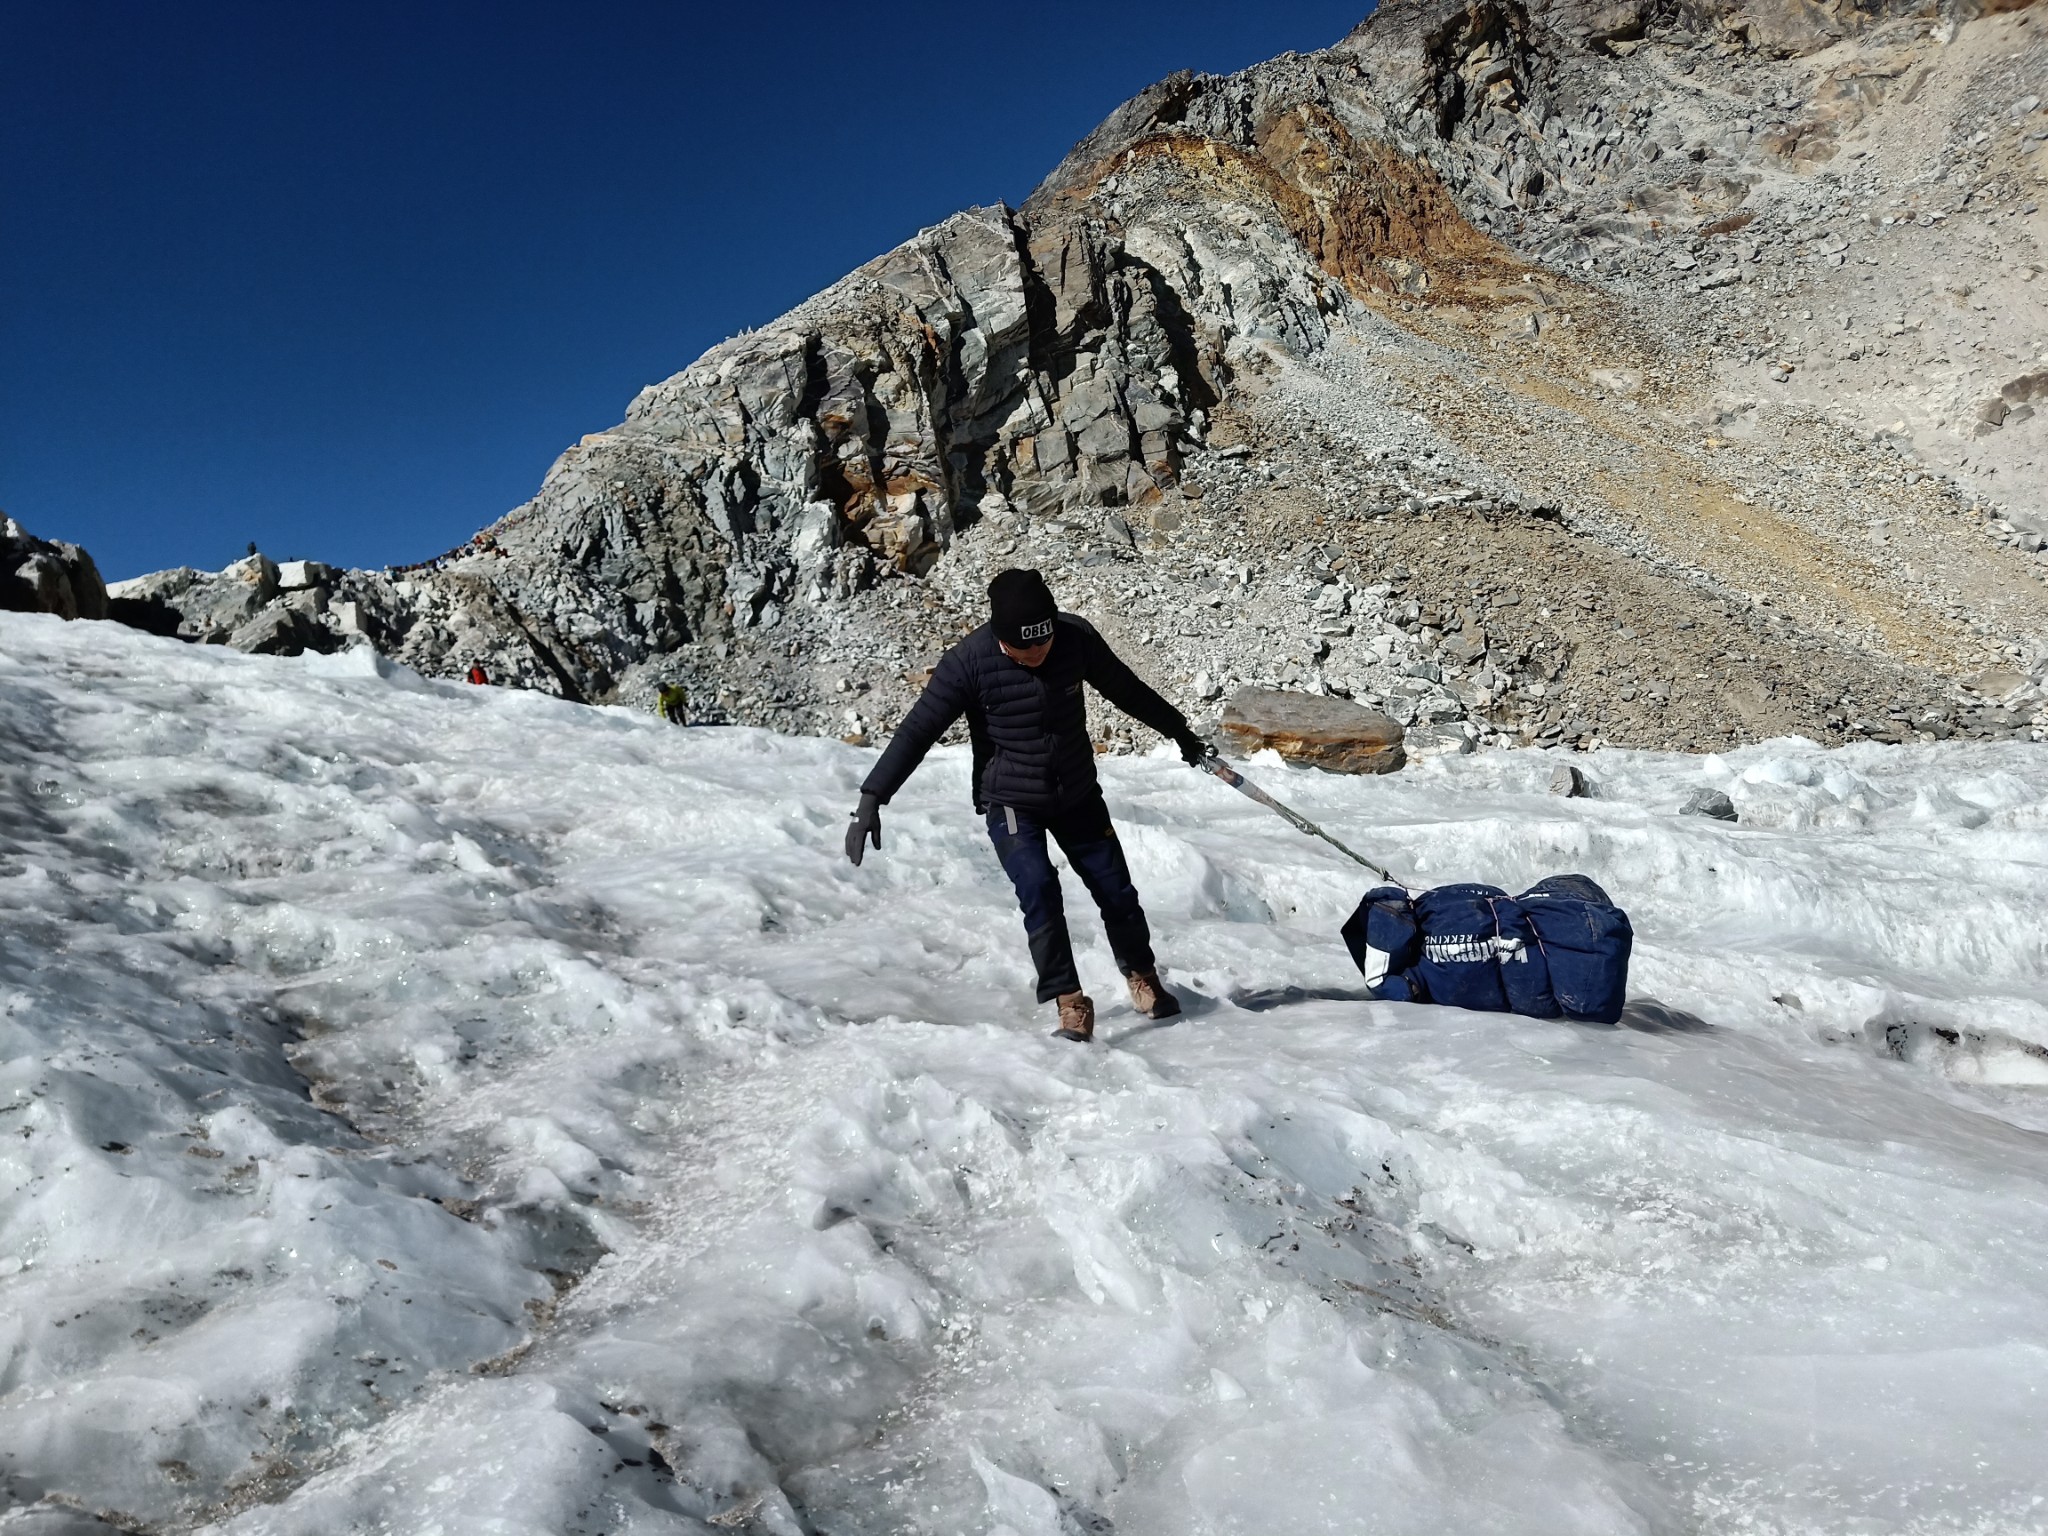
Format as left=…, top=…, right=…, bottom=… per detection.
left=1074, top=619, right=1192, bottom=743
left=860, top=648, right=972, bottom=803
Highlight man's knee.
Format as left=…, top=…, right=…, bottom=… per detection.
left=1013, top=865, right=1066, bottom=921
left=1068, top=835, right=1141, bottom=913
left=991, top=829, right=1062, bottom=912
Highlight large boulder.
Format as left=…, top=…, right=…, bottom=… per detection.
left=1, top=515, right=107, bottom=621
left=1218, top=688, right=1407, bottom=774
left=227, top=604, right=329, bottom=657
left=109, top=555, right=280, bottom=641
left=105, top=565, right=203, bottom=635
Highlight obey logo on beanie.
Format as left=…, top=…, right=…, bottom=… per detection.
left=989, top=568, right=1057, bottom=646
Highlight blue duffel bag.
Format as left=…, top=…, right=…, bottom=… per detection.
left=1517, top=874, right=1634, bottom=1025
left=1340, top=874, right=1632, bottom=1025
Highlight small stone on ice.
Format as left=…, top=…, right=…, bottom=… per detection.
left=1681, top=787, right=1738, bottom=821
left=1550, top=763, right=1588, bottom=797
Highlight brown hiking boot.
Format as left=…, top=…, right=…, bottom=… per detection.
left=1125, top=969, right=1183, bottom=1020
left=1053, top=990, right=1095, bottom=1042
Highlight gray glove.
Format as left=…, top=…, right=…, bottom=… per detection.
left=845, top=793, right=882, bottom=865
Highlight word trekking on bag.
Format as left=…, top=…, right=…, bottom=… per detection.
left=1422, top=932, right=1530, bottom=966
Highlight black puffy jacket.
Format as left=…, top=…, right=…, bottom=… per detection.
left=861, top=614, right=1191, bottom=814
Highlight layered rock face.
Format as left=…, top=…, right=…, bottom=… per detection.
left=122, top=0, right=2048, bottom=749
left=360, top=194, right=1246, bottom=703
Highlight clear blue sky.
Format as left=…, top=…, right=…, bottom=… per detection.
left=3, top=2, right=1370, bottom=579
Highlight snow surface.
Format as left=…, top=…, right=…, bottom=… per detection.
left=4, top=611, right=2048, bottom=1536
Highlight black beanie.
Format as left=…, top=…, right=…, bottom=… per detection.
left=989, top=568, right=1058, bottom=646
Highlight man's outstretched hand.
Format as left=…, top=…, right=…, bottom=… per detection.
left=1175, top=729, right=1215, bottom=767
left=845, top=793, right=883, bottom=865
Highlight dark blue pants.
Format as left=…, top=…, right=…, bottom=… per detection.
left=987, top=792, right=1154, bottom=1002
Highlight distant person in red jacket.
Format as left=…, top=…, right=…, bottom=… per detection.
left=466, top=665, right=489, bottom=686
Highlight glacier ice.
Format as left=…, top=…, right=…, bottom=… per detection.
left=4, top=613, right=2048, bottom=1534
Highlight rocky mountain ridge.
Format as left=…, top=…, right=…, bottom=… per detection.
left=99, top=0, right=2048, bottom=753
